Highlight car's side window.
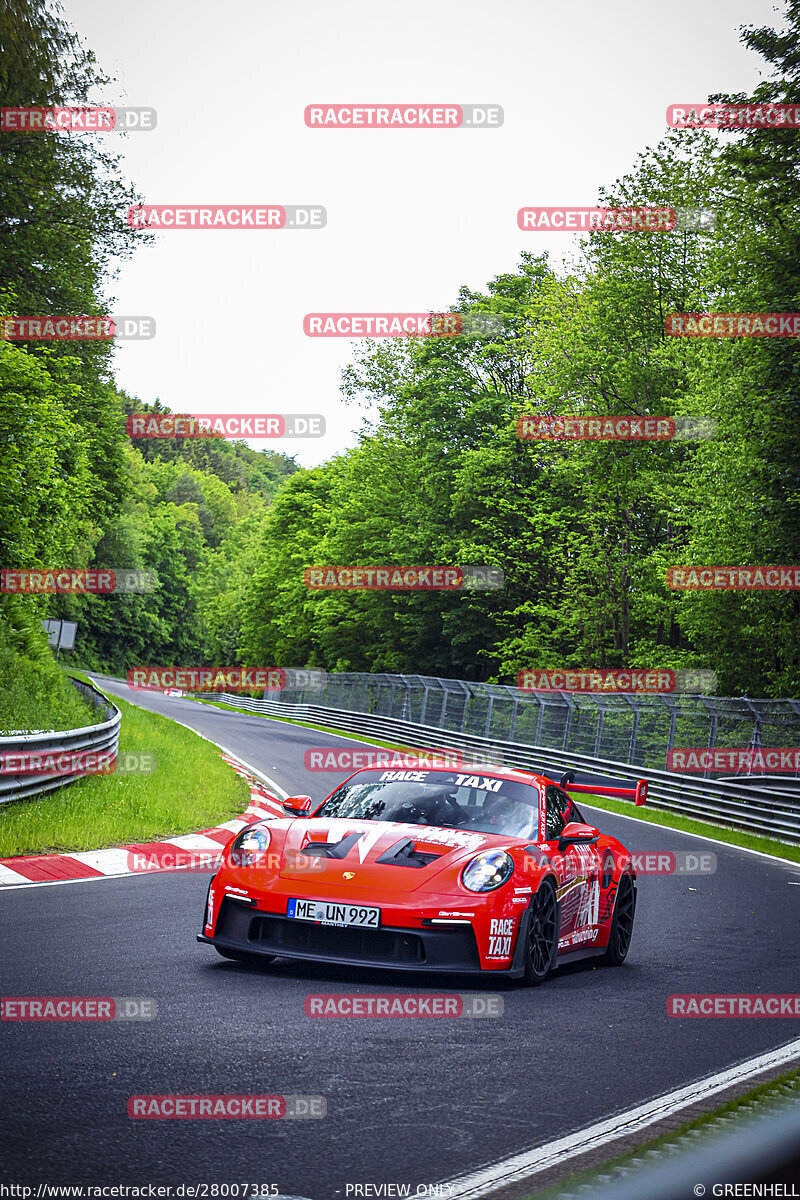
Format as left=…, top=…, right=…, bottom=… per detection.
left=545, top=785, right=573, bottom=840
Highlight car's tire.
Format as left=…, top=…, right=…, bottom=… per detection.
left=214, top=947, right=275, bottom=965
left=522, top=878, right=559, bottom=986
left=602, top=871, right=636, bottom=965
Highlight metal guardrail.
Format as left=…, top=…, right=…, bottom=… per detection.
left=259, top=670, right=800, bottom=781
left=0, top=677, right=121, bottom=805
left=197, top=693, right=800, bottom=842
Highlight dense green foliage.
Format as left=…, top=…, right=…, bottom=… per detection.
left=0, top=0, right=296, bottom=700
left=1, top=0, right=799, bottom=705
left=0, top=597, right=95, bottom=733
left=237, top=94, right=800, bottom=694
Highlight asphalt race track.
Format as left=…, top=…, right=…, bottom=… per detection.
left=2, top=679, right=799, bottom=1197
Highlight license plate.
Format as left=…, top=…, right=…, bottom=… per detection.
left=286, top=898, right=380, bottom=928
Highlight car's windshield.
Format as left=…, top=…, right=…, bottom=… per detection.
left=315, top=769, right=540, bottom=839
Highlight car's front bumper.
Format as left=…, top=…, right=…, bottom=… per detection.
left=198, top=894, right=532, bottom=977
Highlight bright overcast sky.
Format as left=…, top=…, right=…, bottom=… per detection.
left=61, top=0, right=782, bottom=468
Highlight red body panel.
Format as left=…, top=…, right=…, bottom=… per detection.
left=201, top=763, right=642, bottom=975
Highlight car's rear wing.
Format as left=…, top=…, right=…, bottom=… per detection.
left=558, top=769, right=648, bottom=806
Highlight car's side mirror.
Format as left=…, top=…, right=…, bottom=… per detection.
left=558, top=821, right=600, bottom=851
left=282, top=795, right=314, bottom=816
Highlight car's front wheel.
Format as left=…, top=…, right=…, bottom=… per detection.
left=602, top=871, right=636, bottom=965
left=522, top=878, right=559, bottom=986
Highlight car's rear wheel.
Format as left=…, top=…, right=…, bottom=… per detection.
left=523, top=878, right=559, bottom=986
left=603, top=871, right=635, bottom=965
left=215, top=947, right=275, bottom=965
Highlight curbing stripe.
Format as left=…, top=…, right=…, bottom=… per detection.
left=0, top=750, right=281, bottom=889
left=3, top=855, right=106, bottom=882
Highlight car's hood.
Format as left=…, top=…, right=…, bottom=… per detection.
left=267, top=816, right=519, bottom=893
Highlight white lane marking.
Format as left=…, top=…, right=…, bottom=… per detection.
left=0, top=871, right=160, bottom=891
left=162, top=834, right=226, bottom=850
left=69, top=848, right=134, bottom=875
left=442, top=1038, right=800, bottom=1199
left=0, top=863, right=31, bottom=885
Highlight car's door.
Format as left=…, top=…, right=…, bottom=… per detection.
left=543, top=784, right=602, bottom=943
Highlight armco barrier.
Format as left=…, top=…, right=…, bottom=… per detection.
left=0, top=677, right=121, bottom=804
left=195, top=692, right=800, bottom=843
left=269, top=671, right=800, bottom=776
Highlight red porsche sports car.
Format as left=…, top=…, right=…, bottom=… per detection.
left=198, top=763, right=648, bottom=985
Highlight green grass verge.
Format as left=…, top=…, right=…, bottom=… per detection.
left=533, top=1067, right=800, bottom=1199
left=189, top=696, right=800, bottom=863
left=0, top=688, right=249, bottom=858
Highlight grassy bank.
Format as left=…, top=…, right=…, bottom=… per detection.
left=0, top=688, right=249, bottom=858
left=0, top=599, right=96, bottom=735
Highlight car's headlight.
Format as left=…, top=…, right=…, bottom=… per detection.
left=229, top=825, right=271, bottom=868
left=461, top=849, right=514, bottom=892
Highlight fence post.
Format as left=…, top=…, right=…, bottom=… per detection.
left=593, top=698, right=605, bottom=757
left=508, top=691, right=519, bottom=743
left=420, top=681, right=431, bottom=725
left=627, top=695, right=640, bottom=764
left=535, top=696, right=545, bottom=746
left=484, top=694, right=494, bottom=739
left=562, top=694, right=574, bottom=752
left=704, top=699, right=718, bottom=781
left=460, top=681, right=471, bottom=734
